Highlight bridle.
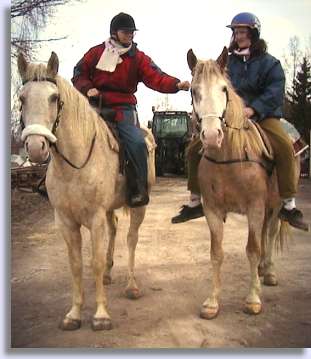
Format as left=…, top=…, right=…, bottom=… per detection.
left=190, top=79, right=272, bottom=172
left=191, top=85, right=229, bottom=126
left=20, top=77, right=63, bottom=133
left=20, top=77, right=96, bottom=169
left=191, top=84, right=248, bottom=131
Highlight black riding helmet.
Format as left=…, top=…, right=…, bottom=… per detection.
left=110, top=12, right=138, bottom=35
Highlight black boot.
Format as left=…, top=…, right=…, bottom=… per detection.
left=171, top=203, right=204, bottom=223
left=125, top=160, right=149, bottom=208
left=279, top=206, right=309, bottom=231
left=128, top=188, right=149, bottom=208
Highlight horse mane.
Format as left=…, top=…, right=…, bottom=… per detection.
left=198, top=60, right=264, bottom=159
left=24, top=63, right=107, bottom=147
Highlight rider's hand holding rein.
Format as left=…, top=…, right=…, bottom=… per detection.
left=87, top=88, right=100, bottom=97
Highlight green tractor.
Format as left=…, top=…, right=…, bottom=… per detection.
left=149, top=110, right=192, bottom=176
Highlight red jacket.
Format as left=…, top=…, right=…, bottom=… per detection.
left=72, top=42, right=180, bottom=107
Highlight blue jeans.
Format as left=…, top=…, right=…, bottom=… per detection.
left=115, top=107, right=148, bottom=189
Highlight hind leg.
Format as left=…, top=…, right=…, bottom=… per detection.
left=103, top=211, right=118, bottom=285
left=125, top=206, right=146, bottom=299
left=200, top=208, right=224, bottom=319
left=261, top=208, right=280, bottom=286
left=244, top=206, right=265, bottom=315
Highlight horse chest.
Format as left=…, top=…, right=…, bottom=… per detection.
left=200, top=163, right=254, bottom=212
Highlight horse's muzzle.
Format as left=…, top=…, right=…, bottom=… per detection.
left=201, top=128, right=224, bottom=149
left=24, top=134, right=50, bottom=164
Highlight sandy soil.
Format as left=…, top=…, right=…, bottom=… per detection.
left=11, top=177, right=311, bottom=348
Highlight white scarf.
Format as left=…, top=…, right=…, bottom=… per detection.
left=233, top=48, right=250, bottom=57
left=96, top=38, right=132, bottom=72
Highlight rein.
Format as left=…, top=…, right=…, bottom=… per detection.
left=20, top=77, right=97, bottom=170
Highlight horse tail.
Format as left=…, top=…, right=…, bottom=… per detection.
left=262, top=212, right=291, bottom=256
left=275, top=219, right=292, bottom=254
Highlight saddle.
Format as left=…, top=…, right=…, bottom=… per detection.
left=250, top=121, right=275, bottom=176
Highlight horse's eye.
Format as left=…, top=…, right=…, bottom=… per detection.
left=19, top=95, right=25, bottom=104
left=50, top=94, right=59, bottom=103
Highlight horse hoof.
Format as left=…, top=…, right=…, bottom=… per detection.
left=59, top=317, right=81, bottom=331
left=263, top=274, right=278, bottom=286
left=200, top=305, right=219, bottom=320
left=125, top=287, right=141, bottom=300
left=244, top=302, right=262, bottom=315
left=103, top=275, right=112, bottom=285
left=91, top=318, right=113, bottom=331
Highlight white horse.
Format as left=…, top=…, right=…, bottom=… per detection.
left=17, top=52, right=156, bottom=331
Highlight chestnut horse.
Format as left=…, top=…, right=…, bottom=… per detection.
left=187, top=47, right=296, bottom=319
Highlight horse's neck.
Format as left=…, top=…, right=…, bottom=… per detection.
left=54, top=94, right=110, bottom=165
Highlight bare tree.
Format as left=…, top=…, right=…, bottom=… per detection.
left=11, top=0, right=80, bottom=139
left=288, top=36, right=302, bottom=84
left=155, top=95, right=174, bottom=111
left=11, top=0, right=79, bottom=59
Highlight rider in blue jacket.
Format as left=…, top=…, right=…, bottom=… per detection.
left=227, top=43, right=284, bottom=121
left=171, top=12, right=306, bottom=230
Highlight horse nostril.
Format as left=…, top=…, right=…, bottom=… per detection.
left=42, top=141, right=45, bottom=151
left=25, top=142, right=29, bottom=152
left=218, top=129, right=224, bottom=139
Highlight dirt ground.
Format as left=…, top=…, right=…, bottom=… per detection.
left=11, top=177, right=311, bottom=348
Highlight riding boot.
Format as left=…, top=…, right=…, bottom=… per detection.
left=279, top=207, right=309, bottom=231
left=125, top=160, right=149, bottom=208
left=171, top=203, right=204, bottom=223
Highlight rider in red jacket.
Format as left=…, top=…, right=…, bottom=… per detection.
left=72, top=12, right=190, bottom=206
left=72, top=40, right=181, bottom=110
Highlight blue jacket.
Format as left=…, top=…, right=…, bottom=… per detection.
left=227, top=52, right=285, bottom=121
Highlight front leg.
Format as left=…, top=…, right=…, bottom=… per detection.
left=90, top=212, right=112, bottom=330
left=200, top=207, right=224, bottom=320
left=56, top=213, right=84, bottom=331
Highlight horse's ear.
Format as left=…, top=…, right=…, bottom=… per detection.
left=187, top=49, right=197, bottom=72
left=47, top=51, right=59, bottom=77
left=17, top=52, right=28, bottom=79
left=216, top=46, right=228, bottom=72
